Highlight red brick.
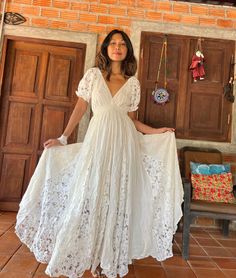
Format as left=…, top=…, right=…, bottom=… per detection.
left=217, top=19, right=233, bottom=28
left=119, top=0, right=136, bottom=7
left=60, top=10, right=78, bottom=20
left=6, top=3, right=21, bottom=13
left=90, top=4, right=108, bottom=14
left=117, top=17, right=131, bottom=27
left=191, top=5, right=209, bottom=15
left=69, top=22, right=88, bottom=32
left=100, top=0, right=117, bottom=4
left=50, top=20, right=68, bottom=29
left=109, top=7, right=126, bottom=16
left=181, top=15, right=199, bottom=25
left=163, top=13, right=181, bottom=23
left=157, top=2, right=172, bottom=12
left=199, top=17, right=216, bottom=26
left=71, top=2, right=89, bottom=11
left=98, top=15, right=116, bottom=25
left=227, top=10, right=236, bottom=19
left=14, top=0, right=32, bottom=4
left=137, top=0, right=155, bottom=10
left=33, top=0, right=51, bottom=7
left=22, top=6, right=40, bottom=16
left=41, top=8, right=59, bottom=18
left=80, top=13, right=97, bottom=23
left=32, top=17, right=49, bottom=27
left=146, top=11, right=162, bottom=21
left=209, top=8, right=225, bottom=18
left=88, top=24, right=106, bottom=34
left=53, top=0, right=70, bottom=9
left=127, top=8, right=144, bottom=18
left=173, top=3, right=189, bottom=14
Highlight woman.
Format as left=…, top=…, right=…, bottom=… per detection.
left=15, top=29, right=183, bottom=278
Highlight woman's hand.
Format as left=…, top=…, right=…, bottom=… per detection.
left=44, top=138, right=63, bottom=149
left=154, top=127, right=175, bottom=134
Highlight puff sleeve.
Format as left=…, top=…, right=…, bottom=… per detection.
left=75, top=68, right=97, bottom=103
left=128, top=77, right=141, bottom=112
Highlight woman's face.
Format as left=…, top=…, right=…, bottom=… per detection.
left=107, top=33, right=128, bottom=63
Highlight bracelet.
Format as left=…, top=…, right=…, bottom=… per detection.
left=57, top=135, right=68, bottom=145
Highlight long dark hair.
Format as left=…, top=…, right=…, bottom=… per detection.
left=95, top=29, right=137, bottom=80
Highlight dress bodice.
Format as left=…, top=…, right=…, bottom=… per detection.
left=76, top=68, right=141, bottom=114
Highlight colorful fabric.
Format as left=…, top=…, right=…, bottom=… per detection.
left=190, top=162, right=230, bottom=175
left=191, top=173, right=236, bottom=203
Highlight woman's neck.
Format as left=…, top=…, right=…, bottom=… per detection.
left=111, top=62, right=122, bottom=75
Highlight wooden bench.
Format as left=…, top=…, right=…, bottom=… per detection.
left=180, top=146, right=236, bottom=260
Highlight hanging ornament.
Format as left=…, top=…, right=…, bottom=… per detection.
left=152, top=35, right=169, bottom=105
left=189, top=38, right=205, bottom=82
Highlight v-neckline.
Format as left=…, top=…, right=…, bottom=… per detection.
left=98, top=68, right=131, bottom=99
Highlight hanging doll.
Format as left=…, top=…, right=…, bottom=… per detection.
left=189, top=50, right=205, bottom=82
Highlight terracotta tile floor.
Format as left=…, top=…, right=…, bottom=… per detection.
left=0, top=211, right=236, bottom=278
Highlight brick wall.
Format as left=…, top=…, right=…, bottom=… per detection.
left=2, top=0, right=236, bottom=45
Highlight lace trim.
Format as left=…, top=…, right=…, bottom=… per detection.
left=128, top=78, right=141, bottom=112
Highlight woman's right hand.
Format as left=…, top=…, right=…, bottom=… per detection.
left=44, top=138, right=63, bottom=149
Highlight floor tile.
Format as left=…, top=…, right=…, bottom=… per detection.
left=0, top=271, right=33, bottom=278
left=133, top=256, right=161, bottom=266
left=0, top=213, right=17, bottom=222
left=192, top=268, right=226, bottom=278
left=0, top=254, right=11, bottom=270
left=225, top=247, right=236, bottom=257
left=172, top=243, right=181, bottom=255
left=0, top=222, right=14, bottom=232
left=134, top=265, right=166, bottom=278
left=3, top=253, right=39, bottom=274
left=164, top=267, right=196, bottom=278
left=188, top=245, right=208, bottom=257
left=212, top=258, right=236, bottom=269
left=203, top=247, right=233, bottom=258
left=34, top=263, right=47, bottom=274
left=161, top=255, right=189, bottom=268
left=0, top=232, right=21, bottom=255
left=217, top=239, right=236, bottom=248
left=221, top=269, right=236, bottom=278
left=195, top=237, right=221, bottom=247
left=187, top=256, right=218, bottom=269
left=190, top=228, right=210, bottom=238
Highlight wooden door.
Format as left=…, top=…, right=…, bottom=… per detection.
left=138, top=33, right=189, bottom=136
left=0, top=36, right=86, bottom=211
left=138, top=32, right=234, bottom=142
left=184, top=38, right=234, bottom=141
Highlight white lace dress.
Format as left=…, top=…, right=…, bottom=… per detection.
left=15, top=67, right=183, bottom=278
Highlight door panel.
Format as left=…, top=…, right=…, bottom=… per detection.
left=185, top=38, right=233, bottom=141
left=138, top=33, right=187, bottom=132
left=139, top=32, right=234, bottom=142
left=0, top=36, right=86, bottom=211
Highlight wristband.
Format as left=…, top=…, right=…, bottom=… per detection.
left=57, top=135, right=68, bottom=145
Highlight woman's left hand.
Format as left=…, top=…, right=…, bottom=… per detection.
left=154, top=127, right=175, bottom=134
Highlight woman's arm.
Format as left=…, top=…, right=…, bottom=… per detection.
left=128, top=111, right=175, bottom=134
left=44, top=97, right=88, bottom=148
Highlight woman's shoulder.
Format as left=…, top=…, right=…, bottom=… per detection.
left=128, top=75, right=140, bottom=87
left=85, top=67, right=99, bottom=75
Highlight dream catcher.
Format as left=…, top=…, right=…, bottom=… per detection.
left=152, top=35, right=169, bottom=105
